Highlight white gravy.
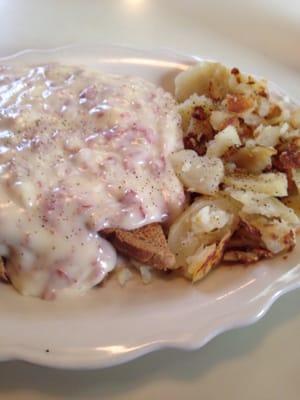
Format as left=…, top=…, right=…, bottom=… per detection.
left=0, top=64, right=184, bottom=298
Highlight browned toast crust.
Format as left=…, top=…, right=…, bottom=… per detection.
left=102, top=223, right=175, bottom=270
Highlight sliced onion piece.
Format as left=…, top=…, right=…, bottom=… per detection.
left=168, top=196, right=240, bottom=269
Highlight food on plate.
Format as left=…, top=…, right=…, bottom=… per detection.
left=102, top=223, right=175, bottom=270
left=169, top=61, right=300, bottom=281
left=0, top=63, right=184, bottom=298
left=168, top=196, right=238, bottom=281
left=0, top=59, right=299, bottom=299
left=170, top=150, right=224, bottom=194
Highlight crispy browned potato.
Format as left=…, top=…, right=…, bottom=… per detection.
left=223, top=249, right=272, bottom=264
left=170, top=61, right=299, bottom=283
left=185, top=231, right=231, bottom=282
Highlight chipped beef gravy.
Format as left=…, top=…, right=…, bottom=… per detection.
left=0, top=64, right=184, bottom=298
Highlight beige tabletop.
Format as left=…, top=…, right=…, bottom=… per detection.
left=0, top=0, right=300, bottom=398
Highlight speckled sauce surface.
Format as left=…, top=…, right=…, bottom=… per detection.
left=0, top=63, right=184, bottom=299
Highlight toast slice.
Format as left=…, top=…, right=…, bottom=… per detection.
left=102, top=223, right=176, bottom=270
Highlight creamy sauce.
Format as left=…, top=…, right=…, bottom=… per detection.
left=0, top=63, right=184, bottom=299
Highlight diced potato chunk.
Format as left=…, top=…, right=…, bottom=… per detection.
left=226, top=94, right=254, bottom=113
left=175, top=62, right=230, bottom=102
left=253, top=125, right=282, bottom=147
left=170, top=149, right=224, bottom=194
left=241, top=213, right=295, bottom=254
left=229, top=145, right=276, bottom=173
left=223, top=172, right=288, bottom=197
left=175, top=61, right=268, bottom=103
left=206, top=125, right=241, bottom=157
left=227, top=190, right=299, bottom=225
left=191, top=205, right=230, bottom=234
left=177, top=94, right=213, bottom=132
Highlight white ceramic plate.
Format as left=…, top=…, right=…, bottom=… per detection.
left=0, top=44, right=299, bottom=370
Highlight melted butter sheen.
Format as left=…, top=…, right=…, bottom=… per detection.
left=0, top=64, right=184, bottom=299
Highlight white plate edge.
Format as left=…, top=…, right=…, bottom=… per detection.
left=0, top=43, right=299, bottom=369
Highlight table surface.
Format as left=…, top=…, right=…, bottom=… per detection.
left=0, top=0, right=300, bottom=398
